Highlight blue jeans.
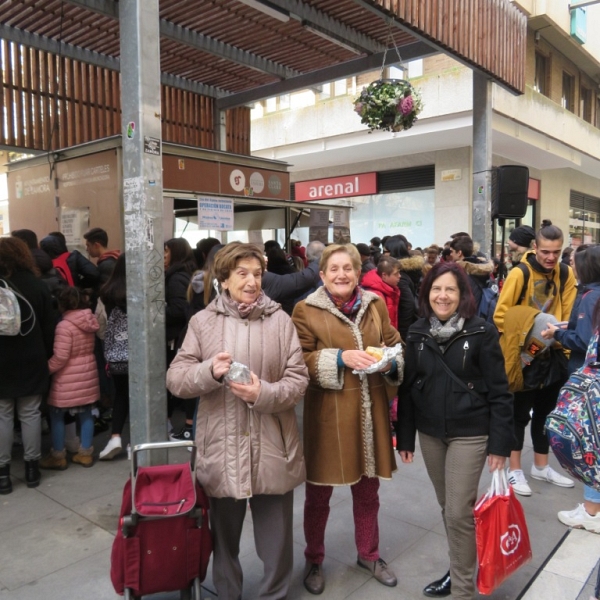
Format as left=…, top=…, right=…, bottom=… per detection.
left=584, top=484, right=600, bottom=503
left=50, top=406, right=94, bottom=451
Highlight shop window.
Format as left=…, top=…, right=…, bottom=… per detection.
left=265, top=97, right=277, bottom=113
left=534, top=52, right=548, bottom=96
left=562, top=72, right=575, bottom=112
left=570, top=191, right=600, bottom=245
left=319, top=83, right=331, bottom=100
left=580, top=86, right=592, bottom=123
left=279, top=94, right=290, bottom=110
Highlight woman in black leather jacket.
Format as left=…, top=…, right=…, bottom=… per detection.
left=396, top=261, right=514, bottom=600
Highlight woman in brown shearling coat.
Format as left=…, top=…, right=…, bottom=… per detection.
left=292, top=243, right=403, bottom=595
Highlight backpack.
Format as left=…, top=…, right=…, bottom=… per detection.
left=104, top=306, right=128, bottom=374
left=0, top=279, right=36, bottom=336
left=477, top=280, right=499, bottom=323
left=52, top=252, right=75, bottom=286
left=546, top=333, right=600, bottom=491
left=514, top=261, right=569, bottom=306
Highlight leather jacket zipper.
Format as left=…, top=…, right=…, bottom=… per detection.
left=462, top=341, right=469, bottom=370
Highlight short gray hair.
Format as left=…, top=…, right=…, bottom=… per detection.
left=306, top=240, right=325, bottom=263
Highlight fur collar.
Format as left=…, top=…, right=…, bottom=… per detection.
left=397, top=255, right=425, bottom=272
left=457, top=258, right=494, bottom=277
left=305, top=286, right=378, bottom=325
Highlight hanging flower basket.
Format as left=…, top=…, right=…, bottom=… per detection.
left=353, top=79, right=423, bottom=133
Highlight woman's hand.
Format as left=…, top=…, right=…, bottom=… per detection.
left=341, top=350, right=378, bottom=371
left=488, top=454, right=506, bottom=472
left=229, top=372, right=261, bottom=405
left=541, top=323, right=558, bottom=340
left=399, top=451, right=414, bottom=464
left=211, top=352, right=232, bottom=380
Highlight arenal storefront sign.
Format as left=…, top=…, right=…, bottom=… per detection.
left=295, top=172, right=377, bottom=202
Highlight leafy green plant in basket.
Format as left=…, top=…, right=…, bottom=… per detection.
left=353, top=79, right=423, bottom=133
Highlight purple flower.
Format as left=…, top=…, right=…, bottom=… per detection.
left=399, top=95, right=414, bottom=115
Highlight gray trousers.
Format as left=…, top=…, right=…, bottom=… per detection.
left=419, top=432, right=488, bottom=600
left=209, top=491, right=294, bottom=600
left=0, top=395, right=42, bottom=466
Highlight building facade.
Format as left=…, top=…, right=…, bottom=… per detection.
left=251, top=0, right=600, bottom=251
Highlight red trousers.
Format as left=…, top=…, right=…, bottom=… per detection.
left=304, top=476, right=380, bottom=564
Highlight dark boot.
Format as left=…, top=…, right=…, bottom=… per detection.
left=0, top=465, right=12, bottom=495
left=423, top=571, right=451, bottom=597
left=25, top=460, right=41, bottom=488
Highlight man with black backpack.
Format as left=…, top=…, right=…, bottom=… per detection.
left=494, top=220, right=577, bottom=497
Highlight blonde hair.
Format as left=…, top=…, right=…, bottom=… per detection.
left=319, top=244, right=361, bottom=273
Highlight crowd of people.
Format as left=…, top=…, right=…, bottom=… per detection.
left=1, top=219, right=599, bottom=600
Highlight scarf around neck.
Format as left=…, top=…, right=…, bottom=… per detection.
left=429, top=312, right=465, bottom=343
left=325, top=286, right=362, bottom=320
left=221, top=290, right=266, bottom=318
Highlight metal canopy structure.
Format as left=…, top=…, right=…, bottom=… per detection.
left=1, top=0, right=526, bottom=115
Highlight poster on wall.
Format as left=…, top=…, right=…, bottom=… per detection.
left=333, top=208, right=351, bottom=244
left=61, top=207, right=90, bottom=251
left=198, top=196, right=234, bottom=231
left=309, top=209, right=330, bottom=243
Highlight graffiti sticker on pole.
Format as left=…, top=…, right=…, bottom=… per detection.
left=198, top=196, right=234, bottom=231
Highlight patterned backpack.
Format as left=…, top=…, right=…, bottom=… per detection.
left=104, top=306, right=129, bottom=374
left=546, top=333, right=600, bottom=490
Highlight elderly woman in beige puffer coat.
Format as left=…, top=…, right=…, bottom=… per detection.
left=167, top=242, right=309, bottom=600
left=39, top=286, right=100, bottom=471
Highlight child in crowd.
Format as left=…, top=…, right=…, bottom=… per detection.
left=360, top=256, right=401, bottom=329
left=40, top=287, right=100, bottom=470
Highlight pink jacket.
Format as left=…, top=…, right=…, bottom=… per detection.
left=47, top=309, right=100, bottom=408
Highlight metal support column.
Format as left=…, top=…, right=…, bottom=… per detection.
left=214, top=109, right=227, bottom=151
left=472, top=72, right=493, bottom=256
left=119, top=0, right=167, bottom=461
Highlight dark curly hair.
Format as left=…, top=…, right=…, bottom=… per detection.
left=418, top=261, right=476, bottom=320
left=0, top=237, right=38, bottom=277
left=57, top=286, right=90, bottom=312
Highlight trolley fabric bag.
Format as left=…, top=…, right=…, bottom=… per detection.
left=546, top=333, right=600, bottom=491
left=474, top=469, right=532, bottom=595
left=110, top=442, right=212, bottom=599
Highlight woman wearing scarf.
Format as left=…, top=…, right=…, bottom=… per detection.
left=166, top=242, right=309, bottom=600
left=396, top=262, right=514, bottom=600
left=292, top=244, right=403, bottom=594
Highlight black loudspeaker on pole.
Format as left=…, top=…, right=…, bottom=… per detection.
left=492, top=165, right=529, bottom=220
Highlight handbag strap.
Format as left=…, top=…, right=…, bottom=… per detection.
left=433, top=351, right=485, bottom=403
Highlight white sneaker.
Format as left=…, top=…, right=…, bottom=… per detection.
left=99, top=436, right=122, bottom=460
left=531, top=465, right=575, bottom=488
left=558, top=504, right=600, bottom=533
left=507, top=469, right=532, bottom=496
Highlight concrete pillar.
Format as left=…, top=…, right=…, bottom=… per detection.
left=472, top=72, right=493, bottom=256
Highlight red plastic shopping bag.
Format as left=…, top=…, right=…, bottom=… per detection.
left=474, top=469, right=532, bottom=595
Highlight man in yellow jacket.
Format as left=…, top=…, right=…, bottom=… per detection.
left=494, top=220, right=577, bottom=496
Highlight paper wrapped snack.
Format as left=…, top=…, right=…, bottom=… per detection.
left=225, top=361, right=252, bottom=384
left=352, top=343, right=404, bottom=378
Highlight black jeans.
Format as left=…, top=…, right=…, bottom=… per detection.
left=513, top=380, right=564, bottom=454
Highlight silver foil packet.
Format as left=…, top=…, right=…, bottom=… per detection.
left=352, top=343, right=403, bottom=377
left=225, top=361, right=252, bottom=384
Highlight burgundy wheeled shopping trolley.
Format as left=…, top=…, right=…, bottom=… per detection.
left=110, top=441, right=212, bottom=600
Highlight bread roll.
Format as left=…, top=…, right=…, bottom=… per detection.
left=365, top=346, right=384, bottom=361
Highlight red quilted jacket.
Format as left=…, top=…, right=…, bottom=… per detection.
left=360, top=269, right=400, bottom=330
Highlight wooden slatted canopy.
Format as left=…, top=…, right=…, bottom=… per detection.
left=0, top=0, right=526, bottom=154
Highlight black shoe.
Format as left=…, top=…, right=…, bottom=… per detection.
left=0, top=465, right=12, bottom=495
left=169, top=425, right=194, bottom=442
left=423, top=571, right=451, bottom=597
left=25, top=460, right=41, bottom=488
left=94, top=417, right=110, bottom=435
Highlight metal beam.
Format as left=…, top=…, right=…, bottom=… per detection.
left=570, top=0, right=600, bottom=7
left=63, top=0, right=301, bottom=79
left=0, top=24, right=225, bottom=99
left=0, top=23, right=119, bottom=71
left=160, top=20, right=300, bottom=80
left=216, top=40, right=437, bottom=110
left=260, top=0, right=386, bottom=54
